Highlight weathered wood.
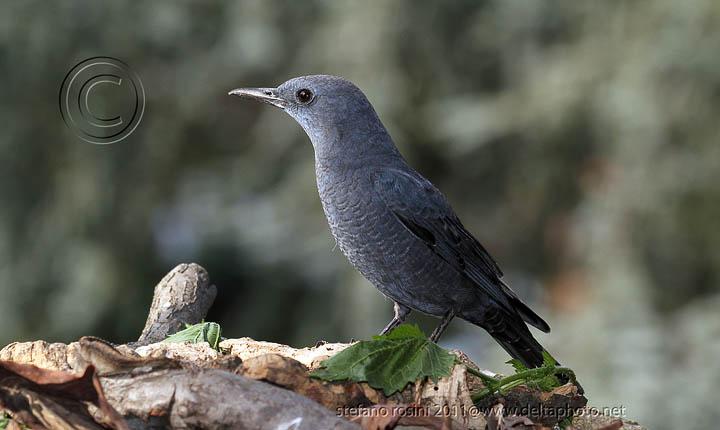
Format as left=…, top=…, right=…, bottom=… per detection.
left=0, top=263, right=644, bottom=430
left=137, top=263, right=217, bottom=345
left=100, top=368, right=359, bottom=429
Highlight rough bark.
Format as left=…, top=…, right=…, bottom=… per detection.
left=137, top=263, right=217, bottom=345
left=0, top=263, right=644, bottom=430
left=1, top=336, right=595, bottom=430
left=101, top=368, right=359, bottom=429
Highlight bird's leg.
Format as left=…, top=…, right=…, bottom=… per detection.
left=429, top=309, right=456, bottom=343
left=379, top=302, right=411, bottom=336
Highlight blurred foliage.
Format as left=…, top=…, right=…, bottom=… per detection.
left=0, top=1, right=719, bottom=429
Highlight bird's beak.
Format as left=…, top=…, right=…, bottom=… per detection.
left=228, top=87, right=287, bottom=109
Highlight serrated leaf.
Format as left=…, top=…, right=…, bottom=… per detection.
left=506, top=358, right=527, bottom=373
left=372, top=323, right=425, bottom=340
left=162, top=321, right=222, bottom=350
left=533, top=374, right=561, bottom=391
left=310, top=324, right=456, bottom=395
left=558, top=417, right=575, bottom=429
left=541, top=350, right=557, bottom=368
left=0, top=411, right=26, bottom=430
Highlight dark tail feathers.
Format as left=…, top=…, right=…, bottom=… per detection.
left=467, top=306, right=584, bottom=393
left=498, top=279, right=550, bottom=333
left=466, top=305, right=546, bottom=368
left=489, top=322, right=545, bottom=369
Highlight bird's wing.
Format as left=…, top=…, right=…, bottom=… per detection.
left=371, top=168, right=550, bottom=333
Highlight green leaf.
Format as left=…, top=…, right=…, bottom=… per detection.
left=0, top=412, right=27, bottom=430
left=372, top=323, right=425, bottom=340
left=541, top=350, right=557, bottom=368
left=471, top=349, right=577, bottom=402
left=310, top=324, right=456, bottom=395
left=162, top=321, right=223, bottom=351
left=532, top=374, right=561, bottom=391
left=506, top=358, right=527, bottom=373
left=558, top=417, right=575, bottom=429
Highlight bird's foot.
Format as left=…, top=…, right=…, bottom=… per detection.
left=379, top=318, right=402, bottom=336
left=429, top=309, right=456, bottom=343
left=380, top=302, right=412, bottom=336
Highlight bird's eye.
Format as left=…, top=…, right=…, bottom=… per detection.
left=296, top=88, right=313, bottom=104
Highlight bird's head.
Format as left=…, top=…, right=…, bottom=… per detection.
left=229, top=75, right=395, bottom=161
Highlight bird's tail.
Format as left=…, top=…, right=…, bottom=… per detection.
left=465, top=306, right=584, bottom=393
left=489, top=327, right=545, bottom=369
left=465, top=306, right=546, bottom=368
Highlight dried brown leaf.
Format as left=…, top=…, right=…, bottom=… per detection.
left=350, top=404, right=404, bottom=430
left=350, top=403, right=467, bottom=430
left=0, top=360, right=128, bottom=430
left=487, top=402, right=504, bottom=430
left=595, top=420, right=624, bottom=430
left=499, top=415, right=545, bottom=429
left=240, top=353, right=371, bottom=410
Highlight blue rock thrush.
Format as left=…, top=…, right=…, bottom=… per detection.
left=229, top=75, right=552, bottom=368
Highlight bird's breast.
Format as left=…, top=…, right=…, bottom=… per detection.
left=313, top=165, right=456, bottom=310
left=316, top=166, right=395, bottom=258
left=315, top=166, right=387, bottom=252
left=314, top=163, right=475, bottom=316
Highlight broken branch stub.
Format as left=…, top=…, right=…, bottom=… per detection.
left=137, top=263, right=217, bottom=345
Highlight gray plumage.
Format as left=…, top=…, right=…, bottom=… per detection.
left=230, top=75, right=551, bottom=368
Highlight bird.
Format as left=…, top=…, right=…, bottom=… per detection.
left=229, top=75, right=552, bottom=368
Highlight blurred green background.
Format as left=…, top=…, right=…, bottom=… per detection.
left=1, top=1, right=718, bottom=428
